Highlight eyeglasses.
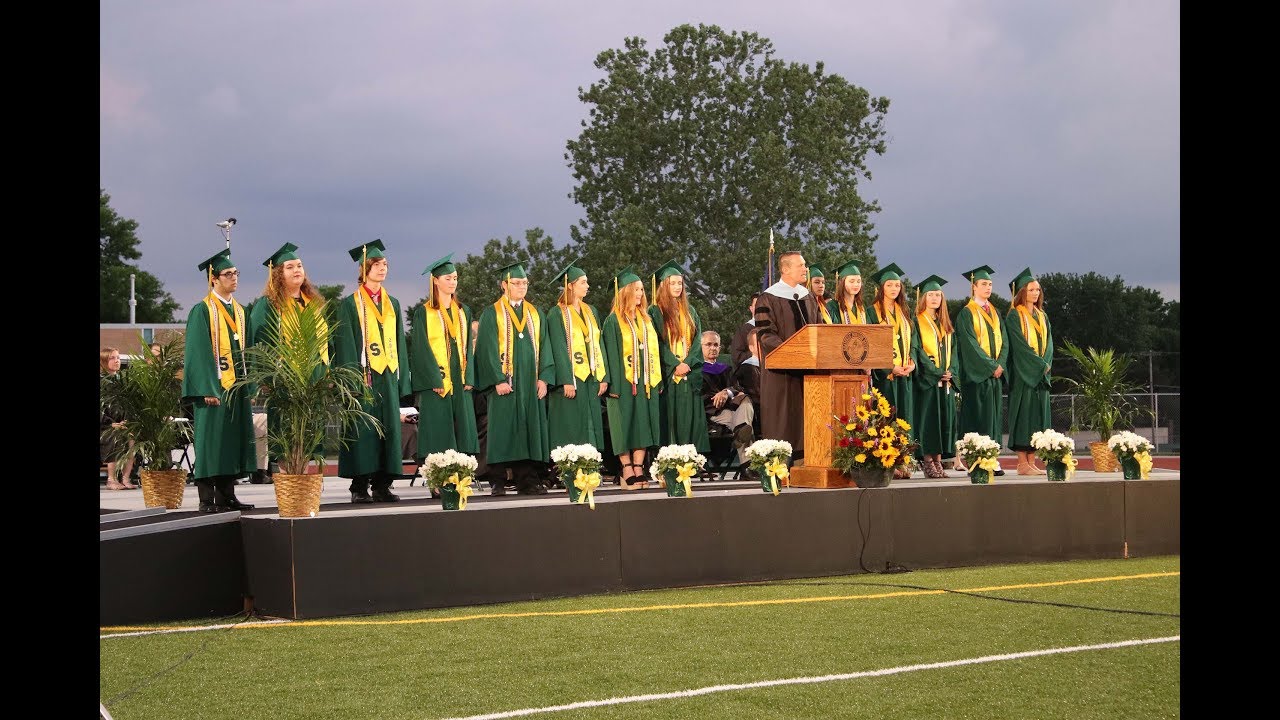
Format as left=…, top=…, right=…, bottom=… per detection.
left=219, top=270, right=240, bottom=278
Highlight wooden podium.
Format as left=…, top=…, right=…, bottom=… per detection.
left=765, top=323, right=894, bottom=488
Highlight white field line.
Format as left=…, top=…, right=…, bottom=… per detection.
left=99, top=618, right=291, bottom=638
left=439, top=635, right=1181, bottom=720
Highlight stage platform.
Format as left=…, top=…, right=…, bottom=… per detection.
left=100, top=463, right=1180, bottom=626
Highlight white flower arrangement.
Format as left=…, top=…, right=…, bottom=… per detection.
left=650, top=444, right=707, bottom=481
left=954, top=433, right=1001, bottom=473
left=1106, top=431, right=1152, bottom=460
left=745, top=439, right=793, bottom=471
left=550, top=444, right=603, bottom=476
left=1030, top=429, right=1075, bottom=463
left=745, top=438, right=792, bottom=495
left=419, top=449, right=479, bottom=491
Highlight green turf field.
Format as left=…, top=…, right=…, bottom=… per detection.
left=100, top=555, right=1180, bottom=719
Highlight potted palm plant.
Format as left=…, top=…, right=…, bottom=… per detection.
left=1055, top=342, right=1145, bottom=473
left=231, top=299, right=379, bottom=517
left=100, top=336, right=193, bottom=509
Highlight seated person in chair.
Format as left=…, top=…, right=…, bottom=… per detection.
left=700, top=331, right=754, bottom=468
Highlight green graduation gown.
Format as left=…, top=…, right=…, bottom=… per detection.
left=1004, top=306, right=1054, bottom=451
left=869, top=302, right=916, bottom=436
left=953, top=301, right=1009, bottom=444
left=911, top=315, right=960, bottom=458
left=543, top=303, right=608, bottom=452
left=332, top=289, right=410, bottom=478
left=182, top=297, right=255, bottom=480
left=826, top=298, right=868, bottom=326
left=408, top=301, right=478, bottom=456
left=647, top=304, right=709, bottom=452
left=601, top=311, right=661, bottom=456
left=474, top=299, right=551, bottom=464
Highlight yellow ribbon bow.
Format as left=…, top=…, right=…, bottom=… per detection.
left=1135, top=451, right=1152, bottom=480
left=574, top=469, right=601, bottom=510
left=1062, top=452, right=1078, bottom=480
left=764, top=458, right=788, bottom=496
left=976, top=456, right=1000, bottom=476
left=446, top=473, right=474, bottom=510
left=676, top=463, right=696, bottom=497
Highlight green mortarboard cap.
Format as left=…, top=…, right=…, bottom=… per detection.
left=917, top=274, right=948, bottom=293
left=963, top=265, right=996, bottom=283
left=263, top=243, right=299, bottom=268
left=614, top=265, right=641, bottom=289
left=869, top=263, right=906, bottom=285
left=834, top=260, right=862, bottom=278
left=347, top=239, right=387, bottom=262
left=498, top=262, right=528, bottom=281
left=807, top=265, right=824, bottom=278
left=198, top=248, right=235, bottom=274
left=549, top=258, right=587, bottom=289
left=1010, top=267, right=1035, bottom=294
left=653, top=260, right=687, bottom=282
left=423, top=253, right=456, bottom=277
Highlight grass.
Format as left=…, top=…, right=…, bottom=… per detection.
left=100, top=556, right=1180, bottom=719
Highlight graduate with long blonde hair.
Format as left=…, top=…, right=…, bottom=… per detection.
left=647, top=260, right=709, bottom=453
left=1005, top=268, right=1053, bottom=476
left=910, top=275, right=959, bottom=478
left=602, top=267, right=661, bottom=489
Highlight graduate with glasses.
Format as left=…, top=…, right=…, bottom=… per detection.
left=333, top=240, right=410, bottom=503
left=473, top=261, right=552, bottom=495
left=182, top=249, right=256, bottom=513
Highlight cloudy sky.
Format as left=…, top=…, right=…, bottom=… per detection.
left=101, top=0, right=1179, bottom=317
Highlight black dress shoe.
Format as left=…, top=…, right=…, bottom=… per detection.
left=530, top=484, right=548, bottom=495
left=249, top=470, right=268, bottom=484
left=490, top=484, right=507, bottom=496
left=351, top=491, right=374, bottom=504
left=371, top=490, right=400, bottom=503
left=198, top=503, right=224, bottom=514
left=225, top=499, right=255, bottom=510
left=994, top=469, right=1006, bottom=476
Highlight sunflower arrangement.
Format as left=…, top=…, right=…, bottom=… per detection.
left=830, top=387, right=918, bottom=475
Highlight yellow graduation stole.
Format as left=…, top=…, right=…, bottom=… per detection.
left=618, top=311, right=661, bottom=397
left=917, top=311, right=953, bottom=372
left=357, top=285, right=399, bottom=376
left=966, top=299, right=1004, bottom=358
left=427, top=301, right=467, bottom=395
left=282, top=296, right=330, bottom=366
left=206, top=293, right=246, bottom=391
left=1015, top=306, right=1047, bottom=357
left=838, top=301, right=865, bottom=324
left=562, top=304, right=605, bottom=383
left=878, top=302, right=912, bottom=366
left=495, top=297, right=540, bottom=382
left=668, top=309, right=693, bottom=384
left=816, top=301, right=832, bottom=324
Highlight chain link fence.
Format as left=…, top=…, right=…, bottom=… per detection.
left=1048, top=392, right=1179, bottom=453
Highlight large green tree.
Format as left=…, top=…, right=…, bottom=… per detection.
left=100, top=189, right=180, bottom=323
left=565, top=23, right=890, bottom=338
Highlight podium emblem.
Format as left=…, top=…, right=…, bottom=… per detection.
left=841, top=331, right=869, bottom=366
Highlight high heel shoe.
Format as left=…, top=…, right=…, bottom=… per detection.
left=923, top=457, right=947, bottom=479
left=631, top=464, right=650, bottom=489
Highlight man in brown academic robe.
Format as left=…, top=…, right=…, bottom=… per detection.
left=754, top=251, right=824, bottom=461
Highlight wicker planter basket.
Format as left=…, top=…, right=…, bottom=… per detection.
left=139, top=469, right=188, bottom=509
left=1088, top=441, right=1121, bottom=473
left=274, top=473, right=324, bottom=518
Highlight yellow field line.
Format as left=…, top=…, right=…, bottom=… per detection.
left=101, top=570, right=1179, bottom=635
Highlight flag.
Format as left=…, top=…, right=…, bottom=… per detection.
left=761, top=228, right=775, bottom=291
